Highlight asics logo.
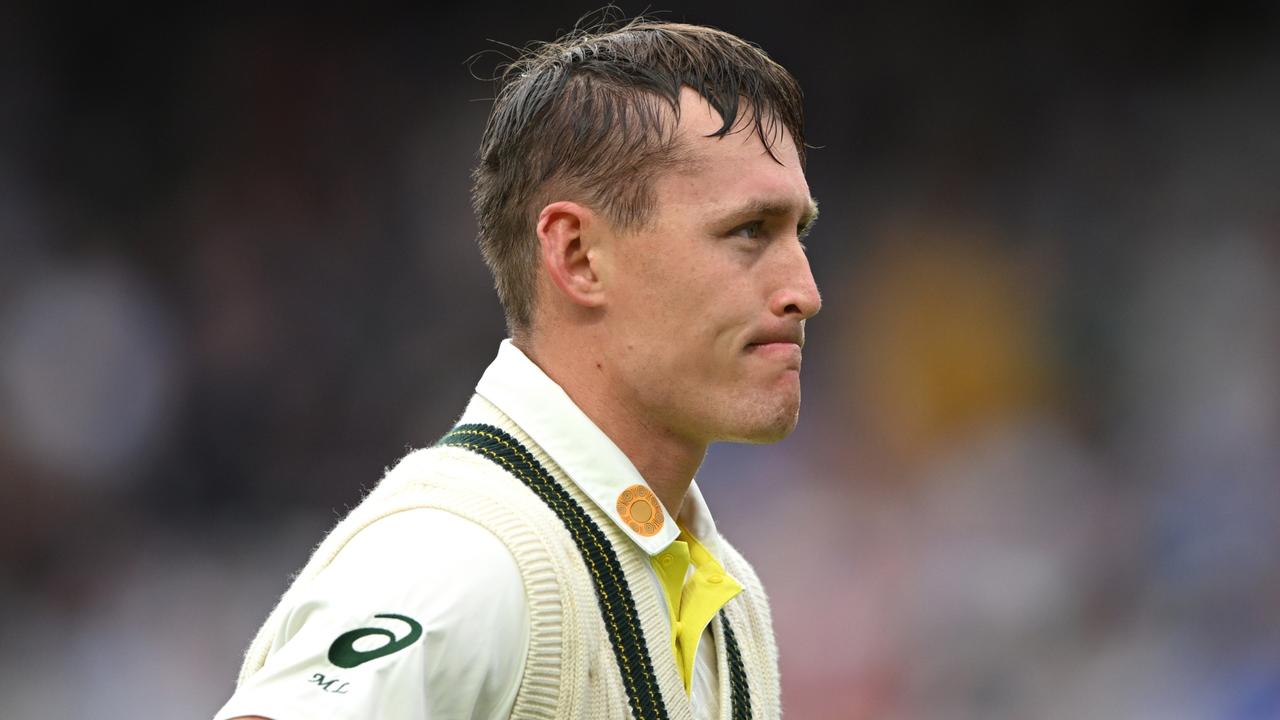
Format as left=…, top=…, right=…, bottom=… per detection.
left=327, top=613, right=423, bottom=669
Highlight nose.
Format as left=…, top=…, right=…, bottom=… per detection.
left=769, top=243, right=822, bottom=320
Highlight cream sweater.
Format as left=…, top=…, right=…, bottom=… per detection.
left=237, top=400, right=781, bottom=719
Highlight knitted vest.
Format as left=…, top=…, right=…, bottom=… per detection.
left=237, top=399, right=781, bottom=719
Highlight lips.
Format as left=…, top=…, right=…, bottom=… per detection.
left=744, top=327, right=805, bottom=372
left=745, top=327, right=804, bottom=350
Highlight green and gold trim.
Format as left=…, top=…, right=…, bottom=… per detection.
left=437, top=423, right=752, bottom=719
left=438, top=423, right=669, bottom=720
left=720, top=612, right=752, bottom=720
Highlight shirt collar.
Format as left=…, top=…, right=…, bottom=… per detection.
left=674, top=481, right=725, bottom=560
left=470, top=339, right=724, bottom=556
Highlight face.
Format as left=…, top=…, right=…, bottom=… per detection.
left=596, top=88, right=821, bottom=446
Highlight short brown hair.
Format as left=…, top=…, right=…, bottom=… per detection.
left=471, top=17, right=807, bottom=332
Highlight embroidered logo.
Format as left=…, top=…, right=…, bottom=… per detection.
left=617, top=484, right=664, bottom=537
left=327, top=613, right=423, bottom=669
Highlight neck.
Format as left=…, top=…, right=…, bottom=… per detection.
left=515, top=333, right=705, bottom=518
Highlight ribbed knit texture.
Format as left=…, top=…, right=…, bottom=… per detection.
left=236, top=396, right=780, bottom=718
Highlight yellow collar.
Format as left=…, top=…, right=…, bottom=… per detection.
left=652, top=528, right=743, bottom=693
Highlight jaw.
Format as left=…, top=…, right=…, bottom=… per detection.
left=710, top=374, right=803, bottom=444
left=610, top=328, right=806, bottom=445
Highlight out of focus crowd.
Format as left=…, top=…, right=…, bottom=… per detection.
left=1, top=3, right=1277, bottom=718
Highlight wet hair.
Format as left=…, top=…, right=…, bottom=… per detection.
left=471, top=17, right=806, bottom=332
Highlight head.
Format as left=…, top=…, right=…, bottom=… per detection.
left=472, top=19, right=821, bottom=445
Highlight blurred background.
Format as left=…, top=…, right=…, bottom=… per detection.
left=2, top=1, right=1278, bottom=718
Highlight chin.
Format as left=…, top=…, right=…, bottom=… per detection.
left=722, top=395, right=802, bottom=444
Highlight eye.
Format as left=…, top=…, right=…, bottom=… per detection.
left=731, top=220, right=764, bottom=240
left=797, top=223, right=812, bottom=250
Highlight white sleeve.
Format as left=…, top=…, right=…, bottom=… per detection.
left=214, top=508, right=530, bottom=720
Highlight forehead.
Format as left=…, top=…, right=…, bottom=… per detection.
left=661, top=88, right=810, bottom=211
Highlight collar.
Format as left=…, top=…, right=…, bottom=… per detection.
left=468, top=339, right=724, bottom=556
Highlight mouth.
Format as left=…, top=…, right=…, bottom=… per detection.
left=745, top=341, right=801, bottom=351
left=744, top=340, right=803, bottom=370
left=744, top=327, right=805, bottom=352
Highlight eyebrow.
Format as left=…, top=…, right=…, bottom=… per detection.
left=726, top=197, right=821, bottom=232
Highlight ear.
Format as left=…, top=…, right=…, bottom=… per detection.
left=536, top=201, right=606, bottom=309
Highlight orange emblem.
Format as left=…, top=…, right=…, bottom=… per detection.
left=616, top=484, right=664, bottom=537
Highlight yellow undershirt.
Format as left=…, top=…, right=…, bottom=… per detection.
left=650, top=527, right=743, bottom=694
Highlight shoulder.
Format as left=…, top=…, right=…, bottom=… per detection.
left=326, top=507, right=523, bottom=587
left=216, top=508, right=529, bottom=720
left=375, top=444, right=515, bottom=496
left=312, top=507, right=527, bottom=626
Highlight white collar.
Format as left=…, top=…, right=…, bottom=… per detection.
left=468, top=339, right=723, bottom=556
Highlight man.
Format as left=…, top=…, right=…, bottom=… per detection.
left=216, top=17, right=819, bottom=720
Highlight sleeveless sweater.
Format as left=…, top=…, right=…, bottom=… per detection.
left=237, top=397, right=781, bottom=719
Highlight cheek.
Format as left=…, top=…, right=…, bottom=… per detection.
left=626, top=248, right=708, bottom=319
left=614, top=237, right=749, bottom=361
